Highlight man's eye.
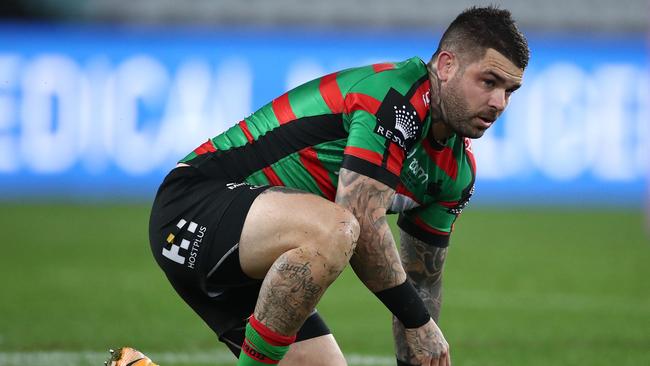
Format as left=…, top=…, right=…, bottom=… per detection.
left=483, top=79, right=495, bottom=88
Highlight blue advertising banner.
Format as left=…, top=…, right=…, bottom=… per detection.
left=0, top=24, right=647, bottom=205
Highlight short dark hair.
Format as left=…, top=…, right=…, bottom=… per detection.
left=434, top=6, right=530, bottom=70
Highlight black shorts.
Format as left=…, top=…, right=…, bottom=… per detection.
left=148, top=167, right=330, bottom=355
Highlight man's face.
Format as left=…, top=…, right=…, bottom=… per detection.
left=439, top=48, right=523, bottom=139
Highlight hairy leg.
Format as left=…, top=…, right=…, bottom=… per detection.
left=253, top=247, right=337, bottom=334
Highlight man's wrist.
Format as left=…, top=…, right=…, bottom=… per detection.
left=396, top=358, right=417, bottom=366
left=374, top=280, right=430, bottom=328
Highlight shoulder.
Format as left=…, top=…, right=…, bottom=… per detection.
left=341, top=57, right=427, bottom=96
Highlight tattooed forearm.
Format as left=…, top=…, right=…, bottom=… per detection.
left=335, top=168, right=405, bottom=292
left=393, top=229, right=448, bottom=362
left=400, top=231, right=447, bottom=318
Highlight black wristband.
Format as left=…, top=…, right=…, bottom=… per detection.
left=374, top=280, right=430, bottom=328
left=396, top=358, right=417, bottom=366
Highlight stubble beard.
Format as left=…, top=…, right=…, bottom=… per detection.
left=440, top=77, right=484, bottom=139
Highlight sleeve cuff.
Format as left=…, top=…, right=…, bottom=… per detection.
left=397, top=215, right=450, bottom=248
left=341, top=155, right=400, bottom=189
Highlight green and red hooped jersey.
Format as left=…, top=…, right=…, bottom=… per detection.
left=180, top=57, right=476, bottom=247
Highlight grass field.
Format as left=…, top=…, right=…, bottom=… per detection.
left=1, top=204, right=649, bottom=365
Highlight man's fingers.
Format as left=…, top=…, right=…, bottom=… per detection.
left=434, top=346, right=450, bottom=366
left=418, top=353, right=436, bottom=366
left=436, top=352, right=446, bottom=366
left=442, top=340, right=450, bottom=366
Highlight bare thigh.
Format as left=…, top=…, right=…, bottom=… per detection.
left=238, top=186, right=357, bottom=279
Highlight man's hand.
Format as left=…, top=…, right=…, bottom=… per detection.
left=403, top=319, right=450, bottom=366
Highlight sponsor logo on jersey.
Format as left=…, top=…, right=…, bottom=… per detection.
left=422, top=90, right=431, bottom=107
left=162, top=218, right=207, bottom=269
left=375, top=88, right=420, bottom=151
left=408, top=158, right=429, bottom=183
left=226, top=182, right=263, bottom=190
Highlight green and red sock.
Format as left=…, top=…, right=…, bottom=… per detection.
left=237, top=315, right=296, bottom=365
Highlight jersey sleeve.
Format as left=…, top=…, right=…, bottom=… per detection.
left=341, top=81, right=424, bottom=189
left=397, top=202, right=458, bottom=248
left=341, top=106, right=402, bottom=188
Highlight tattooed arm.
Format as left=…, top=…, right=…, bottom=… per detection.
left=334, top=168, right=405, bottom=291
left=393, top=229, right=448, bottom=364
left=336, top=168, right=450, bottom=366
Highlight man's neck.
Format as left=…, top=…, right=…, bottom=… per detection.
left=426, top=62, right=453, bottom=145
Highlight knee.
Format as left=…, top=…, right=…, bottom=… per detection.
left=313, top=207, right=359, bottom=265
left=334, top=208, right=360, bottom=257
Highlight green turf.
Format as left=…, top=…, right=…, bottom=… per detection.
left=1, top=204, right=649, bottom=365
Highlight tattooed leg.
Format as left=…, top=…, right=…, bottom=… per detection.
left=254, top=248, right=341, bottom=335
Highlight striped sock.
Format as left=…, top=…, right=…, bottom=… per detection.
left=236, top=316, right=296, bottom=365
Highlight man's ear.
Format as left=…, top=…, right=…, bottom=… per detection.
left=436, top=51, right=457, bottom=82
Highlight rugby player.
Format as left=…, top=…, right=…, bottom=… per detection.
left=108, top=6, right=529, bottom=366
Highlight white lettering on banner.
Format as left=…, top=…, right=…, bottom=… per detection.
left=208, top=58, right=253, bottom=150
left=172, top=59, right=213, bottom=152
left=473, top=63, right=648, bottom=182
left=634, top=72, right=649, bottom=175
left=0, top=54, right=21, bottom=173
left=0, top=54, right=252, bottom=175
left=590, top=65, right=643, bottom=181
left=0, top=52, right=645, bottom=185
left=111, top=55, right=172, bottom=174
left=20, top=55, right=81, bottom=173
left=528, top=63, right=594, bottom=180
left=79, top=57, right=113, bottom=173
left=110, top=57, right=252, bottom=175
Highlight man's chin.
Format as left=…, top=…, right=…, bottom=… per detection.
left=445, top=120, right=487, bottom=139
left=470, top=130, right=487, bottom=139
left=457, top=128, right=485, bottom=139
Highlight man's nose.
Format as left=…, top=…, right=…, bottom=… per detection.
left=489, top=89, right=507, bottom=112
